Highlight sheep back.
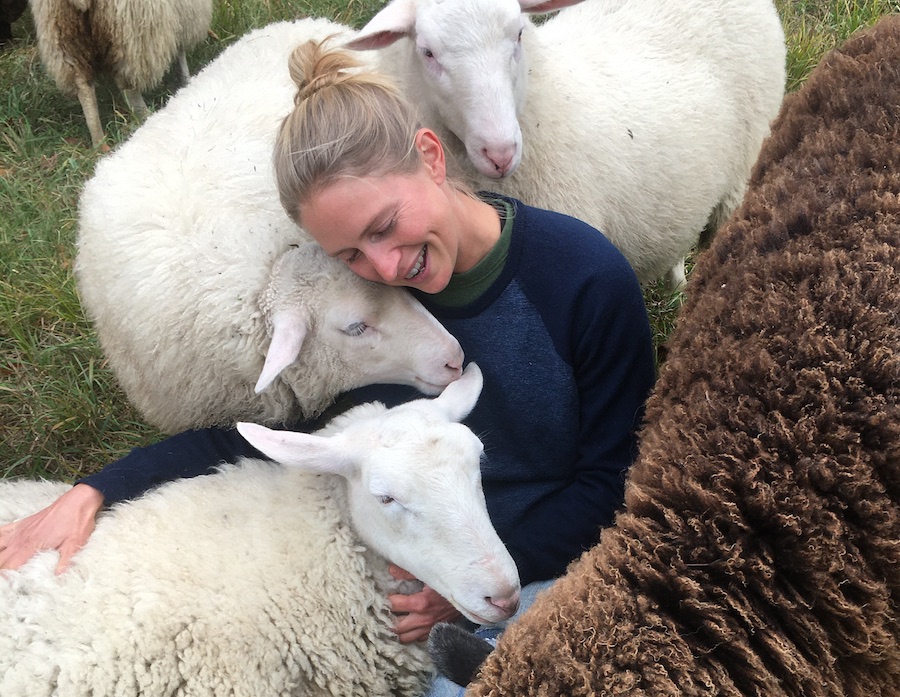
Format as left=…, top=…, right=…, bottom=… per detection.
left=468, top=16, right=900, bottom=697
left=28, top=0, right=211, bottom=93
left=423, top=0, right=786, bottom=285
left=0, top=464, right=430, bottom=697
left=74, top=18, right=355, bottom=433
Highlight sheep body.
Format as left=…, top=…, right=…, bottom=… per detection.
left=0, top=365, right=520, bottom=697
left=28, top=0, right=213, bottom=145
left=75, top=18, right=463, bottom=434
left=350, top=0, right=787, bottom=287
left=466, top=16, right=900, bottom=696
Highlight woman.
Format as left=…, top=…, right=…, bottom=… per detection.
left=0, top=38, right=654, bottom=690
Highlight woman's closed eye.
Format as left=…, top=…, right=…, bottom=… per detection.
left=369, top=217, right=396, bottom=242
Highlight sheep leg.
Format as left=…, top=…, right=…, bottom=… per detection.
left=74, top=74, right=106, bottom=148
left=176, top=50, right=191, bottom=84
left=664, top=259, right=687, bottom=294
left=428, top=623, right=494, bottom=687
left=122, top=88, right=151, bottom=120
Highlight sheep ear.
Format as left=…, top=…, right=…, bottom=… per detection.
left=237, top=423, right=355, bottom=476
left=519, top=0, right=585, bottom=13
left=346, top=0, right=417, bottom=50
left=255, top=310, right=309, bottom=394
left=429, top=363, right=483, bottom=423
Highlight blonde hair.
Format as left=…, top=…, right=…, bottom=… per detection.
left=273, top=39, right=423, bottom=225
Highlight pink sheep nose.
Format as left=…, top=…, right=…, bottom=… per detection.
left=486, top=588, right=520, bottom=619
left=483, top=144, right=517, bottom=177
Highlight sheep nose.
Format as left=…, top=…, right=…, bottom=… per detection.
left=486, top=588, right=520, bottom=618
left=483, top=144, right=516, bottom=177
left=444, top=360, right=463, bottom=380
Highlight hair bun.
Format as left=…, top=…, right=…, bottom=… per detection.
left=288, top=37, right=365, bottom=106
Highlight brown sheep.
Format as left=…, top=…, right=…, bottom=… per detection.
left=446, top=14, right=900, bottom=696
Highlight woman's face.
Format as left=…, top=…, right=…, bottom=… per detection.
left=300, top=166, right=459, bottom=294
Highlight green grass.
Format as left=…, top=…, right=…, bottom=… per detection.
left=1, top=1, right=897, bottom=481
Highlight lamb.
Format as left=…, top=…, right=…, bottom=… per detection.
left=347, top=0, right=787, bottom=288
left=0, top=362, right=521, bottom=697
left=431, top=15, right=900, bottom=695
left=75, top=17, right=463, bottom=434
left=28, top=0, right=213, bottom=147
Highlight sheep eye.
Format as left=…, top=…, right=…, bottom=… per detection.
left=378, top=494, right=395, bottom=505
left=421, top=47, right=434, bottom=59
left=344, top=322, right=368, bottom=337
left=517, top=29, right=523, bottom=43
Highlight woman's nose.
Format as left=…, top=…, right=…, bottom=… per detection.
left=366, top=249, right=401, bottom=283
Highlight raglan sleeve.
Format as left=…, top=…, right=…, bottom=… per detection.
left=74, top=384, right=414, bottom=507
left=504, top=243, right=656, bottom=585
left=76, top=426, right=268, bottom=506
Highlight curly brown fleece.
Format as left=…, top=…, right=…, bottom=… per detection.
left=469, top=15, right=900, bottom=697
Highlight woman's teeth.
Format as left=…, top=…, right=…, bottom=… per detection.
left=406, top=245, right=426, bottom=279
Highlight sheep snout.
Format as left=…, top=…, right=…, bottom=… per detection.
left=480, top=143, right=518, bottom=178
left=485, top=587, right=520, bottom=618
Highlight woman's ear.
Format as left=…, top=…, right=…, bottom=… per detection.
left=415, top=128, right=447, bottom=184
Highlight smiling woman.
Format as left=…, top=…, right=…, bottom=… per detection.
left=0, top=33, right=655, bottom=697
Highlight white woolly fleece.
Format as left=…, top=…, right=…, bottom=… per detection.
left=0, top=467, right=430, bottom=697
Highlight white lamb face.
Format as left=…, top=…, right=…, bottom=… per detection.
left=349, top=0, right=530, bottom=178
left=319, top=282, right=464, bottom=394
left=344, top=411, right=520, bottom=625
left=409, top=0, right=529, bottom=178
left=237, top=363, right=521, bottom=625
left=256, top=244, right=463, bottom=395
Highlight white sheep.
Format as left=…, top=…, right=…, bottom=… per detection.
left=75, top=17, right=463, bottom=435
left=0, top=363, right=521, bottom=697
left=347, top=0, right=787, bottom=288
left=28, top=0, right=213, bottom=147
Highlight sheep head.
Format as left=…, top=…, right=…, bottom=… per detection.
left=238, top=363, right=521, bottom=625
left=256, top=243, right=464, bottom=410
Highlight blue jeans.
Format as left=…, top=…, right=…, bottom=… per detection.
left=423, top=579, right=555, bottom=697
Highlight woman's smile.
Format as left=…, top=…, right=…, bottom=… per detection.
left=406, top=245, right=427, bottom=280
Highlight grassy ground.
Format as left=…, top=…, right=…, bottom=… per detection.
left=1, top=0, right=897, bottom=481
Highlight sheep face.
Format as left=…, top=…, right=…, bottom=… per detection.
left=257, top=243, right=464, bottom=398
left=239, top=363, right=521, bottom=625
left=350, top=0, right=585, bottom=178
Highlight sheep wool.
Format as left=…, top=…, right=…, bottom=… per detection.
left=0, top=468, right=430, bottom=697
left=28, top=0, right=212, bottom=146
left=468, top=15, right=900, bottom=696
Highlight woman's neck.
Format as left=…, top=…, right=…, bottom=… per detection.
left=451, top=190, right=502, bottom=273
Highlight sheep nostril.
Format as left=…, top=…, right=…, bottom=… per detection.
left=486, top=589, right=520, bottom=617
left=483, top=145, right=516, bottom=177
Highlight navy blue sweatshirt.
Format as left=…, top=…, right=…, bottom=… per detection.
left=80, top=195, right=655, bottom=586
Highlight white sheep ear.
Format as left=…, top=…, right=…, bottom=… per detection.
left=519, top=0, right=585, bottom=13
left=237, top=423, right=355, bottom=476
left=345, top=0, right=417, bottom=50
left=255, top=310, right=309, bottom=394
left=429, top=363, right=483, bottom=423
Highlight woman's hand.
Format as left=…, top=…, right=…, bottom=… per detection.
left=0, top=483, right=104, bottom=574
left=388, top=563, right=463, bottom=644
